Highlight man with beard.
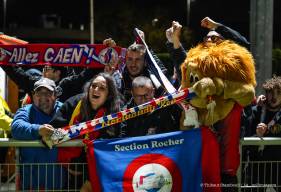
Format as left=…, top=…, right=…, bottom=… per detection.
left=11, top=78, right=65, bottom=190
left=104, top=37, right=167, bottom=102
left=253, top=76, right=281, bottom=138
left=121, top=43, right=168, bottom=102
left=246, top=75, right=281, bottom=139
left=243, top=75, right=281, bottom=191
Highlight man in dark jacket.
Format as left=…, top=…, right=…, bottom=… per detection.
left=242, top=76, right=281, bottom=191
left=1, top=65, right=101, bottom=103
left=121, top=43, right=168, bottom=102
left=103, top=35, right=168, bottom=102
left=122, top=76, right=181, bottom=137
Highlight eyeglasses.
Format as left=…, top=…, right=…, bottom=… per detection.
left=203, top=35, right=224, bottom=43
left=133, top=93, right=153, bottom=101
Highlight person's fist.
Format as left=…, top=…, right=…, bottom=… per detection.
left=166, top=21, right=182, bottom=48
left=39, top=124, right=54, bottom=137
left=104, top=64, right=116, bottom=75
left=256, top=123, right=268, bottom=137
left=201, top=17, right=219, bottom=30
left=103, top=38, right=116, bottom=47
left=256, top=95, right=266, bottom=107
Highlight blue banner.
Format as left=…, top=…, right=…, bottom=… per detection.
left=88, top=129, right=220, bottom=192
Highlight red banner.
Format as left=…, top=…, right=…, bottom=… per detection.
left=0, top=44, right=124, bottom=68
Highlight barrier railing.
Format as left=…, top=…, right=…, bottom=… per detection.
left=239, top=137, right=281, bottom=192
left=0, top=138, right=85, bottom=147
left=1, top=137, right=281, bottom=191
left=0, top=139, right=85, bottom=192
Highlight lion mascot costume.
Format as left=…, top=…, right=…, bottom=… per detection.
left=181, top=40, right=256, bottom=185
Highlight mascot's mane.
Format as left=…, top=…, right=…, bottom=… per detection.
left=182, top=40, right=256, bottom=87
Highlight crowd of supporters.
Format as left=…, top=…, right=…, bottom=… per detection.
left=0, top=17, right=280, bottom=192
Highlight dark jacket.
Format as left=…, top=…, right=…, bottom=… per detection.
left=1, top=66, right=102, bottom=103
left=243, top=105, right=281, bottom=161
left=249, top=105, right=281, bottom=137
left=121, top=98, right=181, bottom=137
left=216, top=24, right=250, bottom=49
left=116, top=51, right=168, bottom=102
left=1, top=66, right=40, bottom=98
left=242, top=105, right=281, bottom=188
left=166, top=42, right=186, bottom=82
left=166, top=23, right=251, bottom=83
left=56, top=68, right=102, bottom=102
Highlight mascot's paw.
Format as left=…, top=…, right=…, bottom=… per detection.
left=193, top=77, right=216, bottom=98
left=213, top=77, right=224, bottom=95
left=183, top=105, right=200, bottom=128
left=206, top=100, right=216, bottom=124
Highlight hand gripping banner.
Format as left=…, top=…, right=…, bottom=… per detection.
left=134, top=28, right=176, bottom=94
left=46, top=88, right=195, bottom=148
left=0, top=44, right=123, bottom=68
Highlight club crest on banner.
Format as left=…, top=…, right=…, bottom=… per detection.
left=98, top=47, right=118, bottom=65
left=133, top=163, right=172, bottom=192
left=123, top=154, right=182, bottom=192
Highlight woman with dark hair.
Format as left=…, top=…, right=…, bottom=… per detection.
left=79, top=73, right=121, bottom=123
left=49, top=72, right=122, bottom=191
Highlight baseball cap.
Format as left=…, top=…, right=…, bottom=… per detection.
left=33, top=78, right=56, bottom=92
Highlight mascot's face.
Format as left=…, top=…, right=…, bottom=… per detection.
left=187, top=62, right=203, bottom=87
left=180, top=40, right=256, bottom=126
left=181, top=40, right=256, bottom=89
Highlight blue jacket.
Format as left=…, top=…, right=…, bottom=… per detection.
left=11, top=101, right=65, bottom=190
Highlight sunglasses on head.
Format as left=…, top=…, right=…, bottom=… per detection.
left=203, top=35, right=224, bottom=43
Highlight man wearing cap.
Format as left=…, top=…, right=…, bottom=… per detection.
left=11, top=77, right=65, bottom=190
